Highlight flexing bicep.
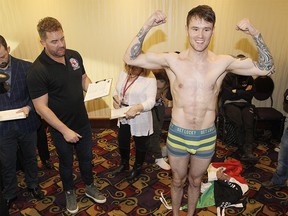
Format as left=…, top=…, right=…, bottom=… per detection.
left=227, top=57, right=270, bottom=76
left=125, top=52, right=169, bottom=70
left=228, top=33, right=274, bottom=76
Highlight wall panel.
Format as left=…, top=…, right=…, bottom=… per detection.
left=1, top=0, right=287, bottom=118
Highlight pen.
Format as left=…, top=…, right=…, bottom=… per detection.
left=113, top=97, right=120, bottom=105
left=95, top=79, right=106, bottom=84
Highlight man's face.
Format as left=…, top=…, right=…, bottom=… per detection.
left=41, top=30, right=66, bottom=59
left=186, top=17, right=214, bottom=52
left=0, top=45, right=10, bottom=69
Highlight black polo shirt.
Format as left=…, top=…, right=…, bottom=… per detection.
left=27, top=49, right=89, bottom=130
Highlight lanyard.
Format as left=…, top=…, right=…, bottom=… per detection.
left=122, top=73, right=140, bottom=102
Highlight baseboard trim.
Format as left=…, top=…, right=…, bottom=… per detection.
left=89, top=118, right=118, bottom=129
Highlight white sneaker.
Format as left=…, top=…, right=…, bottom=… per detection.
left=155, top=158, right=171, bottom=170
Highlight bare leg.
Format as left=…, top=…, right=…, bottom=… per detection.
left=187, top=155, right=212, bottom=216
left=168, top=153, right=190, bottom=216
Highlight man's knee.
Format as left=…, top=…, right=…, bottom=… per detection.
left=188, top=176, right=202, bottom=188
left=172, top=176, right=186, bottom=188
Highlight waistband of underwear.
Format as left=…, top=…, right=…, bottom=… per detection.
left=169, top=122, right=216, bottom=136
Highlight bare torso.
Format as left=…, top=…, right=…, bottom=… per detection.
left=166, top=50, right=228, bottom=130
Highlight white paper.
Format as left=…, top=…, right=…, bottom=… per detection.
left=84, top=78, right=112, bottom=102
left=0, top=108, right=26, bottom=121
left=110, top=106, right=131, bottom=119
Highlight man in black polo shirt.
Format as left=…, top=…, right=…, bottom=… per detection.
left=27, top=17, right=106, bottom=214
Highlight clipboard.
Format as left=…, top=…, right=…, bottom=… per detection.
left=110, top=106, right=140, bottom=119
left=84, top=78, right=112, bottom=102
left=0, top=108, right=26, bottom=121
left=110, top=106, right=131, bottom=119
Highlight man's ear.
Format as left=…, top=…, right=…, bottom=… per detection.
left=212, top=26, right=215, bottom=35
left=40, top=39, right=45, bottom=46
left=7, top=46, right=10, bottom=53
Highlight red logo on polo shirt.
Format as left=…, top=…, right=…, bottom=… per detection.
left=69, top=58, right=80, bottom=70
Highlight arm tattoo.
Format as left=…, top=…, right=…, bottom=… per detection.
left=253, top=33, right=275, bottom=75
left=130, top=27, right=148, bottom=60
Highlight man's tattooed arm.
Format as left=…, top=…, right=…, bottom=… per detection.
left=130, top=27, right=149, bottom=60
left=125, top=11, right=166, bottom=63
left=253, top=33, right=275, bottom=75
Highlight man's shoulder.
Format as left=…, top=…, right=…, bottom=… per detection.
left=27, top=57, right=50, bottom=80
left=29, top=57, right=45, bottom=71
left=66, top=49, right=81, bottom=57
left=11, top=56, right=32, bottom=66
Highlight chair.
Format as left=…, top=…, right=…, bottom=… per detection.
left=216, top=94, right=239, bottom=146
left=253, top=76, right=286, bottom=141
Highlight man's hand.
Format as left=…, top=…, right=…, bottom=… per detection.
left=145, top=10, right=167, bottom=28
left=236, top=18, right=259, bottom=37
left=62, top=128, right=82, bottom=143
left=17, top=106, right=30, bottom=117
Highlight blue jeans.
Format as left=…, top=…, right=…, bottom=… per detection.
left=49, top=124, right=93, bottom=191
left=0, top=124, right=38, bottom=200
left=271, top=126, right=288, bottom=185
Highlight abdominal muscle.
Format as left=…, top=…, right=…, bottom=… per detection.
left=170, top=82, right=218, bottom=130
left=171, top=106, right=216, bottom=130
left=165, top=52, right=224, bottom=130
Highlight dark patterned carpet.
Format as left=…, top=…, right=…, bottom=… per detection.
left=8, top=127, right=288, bottom=216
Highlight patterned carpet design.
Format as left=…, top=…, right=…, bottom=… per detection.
left=8, top=128, right=288, bottom=216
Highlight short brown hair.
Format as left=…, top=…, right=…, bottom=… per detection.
left=37, top=17, right=63, bottom=39
left=186, top=5, right=216, bottom=27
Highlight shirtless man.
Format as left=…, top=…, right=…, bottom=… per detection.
left=123, top=5, right=274, bottom=216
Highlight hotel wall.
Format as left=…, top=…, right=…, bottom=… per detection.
left=1, top=0, right=287, bottom=118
